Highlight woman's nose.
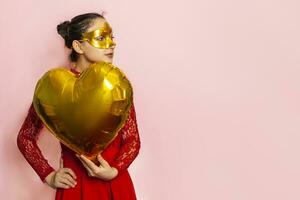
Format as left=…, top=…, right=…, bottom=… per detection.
left=110, top=43, right=116, bottom=49
left=108, top=38, right=116, bottom=49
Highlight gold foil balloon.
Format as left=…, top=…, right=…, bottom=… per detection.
left=33, top=61, right=133, bottom=164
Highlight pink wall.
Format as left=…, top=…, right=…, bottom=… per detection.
left=1, top=0, right=300, bottom=199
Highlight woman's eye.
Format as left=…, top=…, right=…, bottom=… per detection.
left=96, top=36, right=105, bottom=40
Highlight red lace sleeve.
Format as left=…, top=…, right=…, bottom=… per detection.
left=110, top=102, right=141, bottom=175
left=17, top=102, right=56, bottom=183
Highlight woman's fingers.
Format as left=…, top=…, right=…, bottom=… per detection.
left=53, top=167, right=77, bottom=189
left=60, top=158, right=63, bottom=168
left=59, top=176, right=76, bottom=188
left=97, top=154, right=109, bottom=168
left=62, top=168, right=77, bottom=180
left=78, top=155, right=98, bottom=172
left=76, top=154, right=99, bottom=177
left=56, top=173, right=76, bottom=188
left=61, top=173, right=77, bottom=186
left=79, top=159, right=94, bottom=175
left=57, top=180, right=71, bottom=189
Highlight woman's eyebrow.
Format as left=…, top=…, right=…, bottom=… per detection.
left=102, top=30, right=113, bottom=35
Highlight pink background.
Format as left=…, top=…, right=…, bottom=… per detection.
left=1, top=0, right=300, bottom=199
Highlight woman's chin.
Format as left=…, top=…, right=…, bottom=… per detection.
left=93, top=58, right=113, bottom=64
left=105, top=58, right=113, bottom=63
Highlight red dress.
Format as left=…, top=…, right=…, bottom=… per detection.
left=17, top=67, right=141, bottom=200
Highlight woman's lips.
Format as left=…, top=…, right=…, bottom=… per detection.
left=105, top=53, right=114, bottom=57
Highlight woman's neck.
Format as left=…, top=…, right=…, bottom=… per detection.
left=73, top=55, right=93, bottom=73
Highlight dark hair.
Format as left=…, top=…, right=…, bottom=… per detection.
left=57, top=12, right=105, bottom=62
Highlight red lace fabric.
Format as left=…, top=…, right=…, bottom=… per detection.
left=17, top=102, right=55, bottom=183
left=17, top=98, right=141, bottom=183
left=110, top=102, right=141, bottom=173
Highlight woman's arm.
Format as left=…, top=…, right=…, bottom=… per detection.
left=110, top=101, right=141, bottom=175
left=17, top=102, right=56, bottom=183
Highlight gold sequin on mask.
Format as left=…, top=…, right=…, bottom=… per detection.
left=81, top=22, right=116, bottom=49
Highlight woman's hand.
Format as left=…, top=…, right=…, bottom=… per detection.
left=45, top=158, right=77, bottom=189
left=76, top=153, right=118, bottom=181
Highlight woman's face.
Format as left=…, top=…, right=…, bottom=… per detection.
left=74, top=17, right=116, bottom=63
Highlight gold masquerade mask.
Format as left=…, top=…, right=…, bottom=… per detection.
left=81, top=22, right=116, bottom=49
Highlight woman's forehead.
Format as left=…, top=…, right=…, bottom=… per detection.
left=87, top=18, right=112, bottom=33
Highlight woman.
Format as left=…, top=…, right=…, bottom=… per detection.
left=17, top=12, right=141, bottom=200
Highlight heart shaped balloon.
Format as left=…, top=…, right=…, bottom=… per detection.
left=33, top=61, right=133, bottom=164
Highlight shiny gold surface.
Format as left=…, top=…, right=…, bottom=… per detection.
left=33, top=62, right=133, bottom=163
left=81, top=22, right=116, bottom=49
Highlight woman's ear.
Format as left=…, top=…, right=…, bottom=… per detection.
left=72, top=40, right=84, bottom=54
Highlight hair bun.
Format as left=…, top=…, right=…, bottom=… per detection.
left=57, top=21, right=71, bottom=39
